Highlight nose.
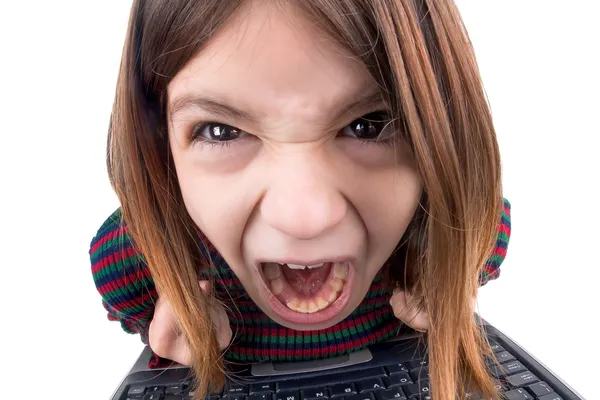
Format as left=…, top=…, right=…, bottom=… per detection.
left=260, top=161, right=347, bottom=240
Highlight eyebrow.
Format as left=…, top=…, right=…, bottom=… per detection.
left=169, top=95, right=259, bottom=126
left=168, top=89, right=385, bottom=126
left=333, top=90, right=385, bottom=122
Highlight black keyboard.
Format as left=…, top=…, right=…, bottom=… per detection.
left=122, top=340, right=566, bottom=400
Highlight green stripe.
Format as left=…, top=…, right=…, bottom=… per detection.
left=109, top=298, right=156, bottom=316
left=92, top=254, right=146, bottom=281
left=90, top=233, right=135, bottom=261
left=100, top=277, right=155, bottom=302
left=485, top=254, right=505, bottom=264
left=497, top=232, right=509, bottom=243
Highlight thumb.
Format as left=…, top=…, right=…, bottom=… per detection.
left=199, top=280, right=232, bottom=350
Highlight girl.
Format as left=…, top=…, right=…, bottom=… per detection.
left=90, top=0, right=511, bottom=399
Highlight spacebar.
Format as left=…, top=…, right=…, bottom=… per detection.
left=277, top=367, right=386, bottom=391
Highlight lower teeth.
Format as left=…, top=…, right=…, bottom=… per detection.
left=265, top=262, right=349, bottom=314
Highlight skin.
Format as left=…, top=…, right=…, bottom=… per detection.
left=152, top=1, right=428, bottom=363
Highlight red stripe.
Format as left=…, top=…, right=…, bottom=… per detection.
left=92, top=247, right=143, bottom=274
left=106, top=291, right=158, bottom=316
left=90, top=225, right=129, bottom=254
left=96, top=269, right=153, bottom=295
left=500, top=222, right=511, bottom=235
left=491, top=246, right=507, bottom=258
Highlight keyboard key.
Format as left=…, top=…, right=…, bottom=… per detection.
left=356, top=378, right=385, bottom=392
left=374, top=388, right=407, bottom=400
left=505, top=371, right=539, bottom=388
left=251, top=383, right=275, bottom=394
left=489, top=343, right=505, bottom=353
left=148, top=386, right=166, bottom=395
left=142, top=394, right=164, bottom=400
left=501, top=361, right=527, bottom=376
left=489, top=360, right=526, bottom=379
left=502, top=388, right=534, bottom=400
left=225, top=384, right=249, bottom=396
left=465, top=392, right=483, bottom=399
left=493, top=382, right=508, bottom=392
left=249, top=393, right=273, bottom=400
left=405, top=360, right=428, bottom=371
left=527, top=381, right=554, bottom=397
left=402, top=380, right=431, bottom=398
left=275, top=390, right=300, bottom=400
left=383, top=373, right=413, bottom=388
left=128, top=385, right=146, bottom=397
left=494, top=351, right=516, bottom=364
left=385, top=363, right=409, bottom=375
left=302, top=387, right=329, bottom=399
left=330, top=383, right=357, bottom=398
left=224, top=395, right=246, bottom=400
left=166, top=385, right=186, bottom=395
left=164, top=396, right=185, bottom=400
left=346, top=393, right=375, bottom=400
left=488, top=363, right=506, bottom=379
left=409, top=366, right=429, bottom=382
left=538, top=394, right=563, bottom=400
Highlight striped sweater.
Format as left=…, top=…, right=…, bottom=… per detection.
left=90, top=199, right=511, bottom=367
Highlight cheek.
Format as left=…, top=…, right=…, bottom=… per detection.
left=172, top=151, right=263, bottom=265
left=352, top=163, right=422, bottom=259
left=172, top=155, right=242, bottom=244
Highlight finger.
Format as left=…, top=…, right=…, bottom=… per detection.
left=200, top=280, right=232, bottom=350
left=149, top=297, right=191, bottom=364
left=199, top=280, right=211, bottom=293
left=212, top=301, right=233, bottom=350
left=150, top=297, right=180, bottom=343
left=169, top=335, right=193, bottom=365
left=390, top=290, right=429, bottom=331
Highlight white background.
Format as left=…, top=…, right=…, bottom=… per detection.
left=1, top=1, right=598, bottom=399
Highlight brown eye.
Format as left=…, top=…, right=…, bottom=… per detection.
left=341, top=111, right=392, bottom=140
left=191, top=123, right=247, bottom=143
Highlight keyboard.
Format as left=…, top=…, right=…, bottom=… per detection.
left=121, top=338, right=568, bottom=400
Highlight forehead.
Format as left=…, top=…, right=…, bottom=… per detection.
left=167, top=1, right=375, bottom=119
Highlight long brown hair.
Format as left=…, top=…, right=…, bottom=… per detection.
left=107, top=0, right=504, bottom=399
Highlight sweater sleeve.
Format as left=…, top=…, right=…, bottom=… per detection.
left=478, top=198, right=512, bottom=286
left=89, top=209, right=157, bottom=344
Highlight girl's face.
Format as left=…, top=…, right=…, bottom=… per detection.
left=167, top=1, right=422, bottom=330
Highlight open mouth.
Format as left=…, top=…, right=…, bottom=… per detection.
left=258, top=260, right=354, bottom=325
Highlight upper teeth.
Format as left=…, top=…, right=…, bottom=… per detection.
left=281, top=263, right=325, bottom=270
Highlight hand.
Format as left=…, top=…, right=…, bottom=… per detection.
left=390, top=290, right=478, bottom=332
left=148, top=281, right=232, bottom=365
left=390, top=290, right=429, bottom=332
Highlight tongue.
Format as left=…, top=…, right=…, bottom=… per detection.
left=281, top=263, right=332, bottom=297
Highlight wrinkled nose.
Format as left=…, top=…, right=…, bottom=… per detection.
left=260, top=161, right=347, bottom=240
